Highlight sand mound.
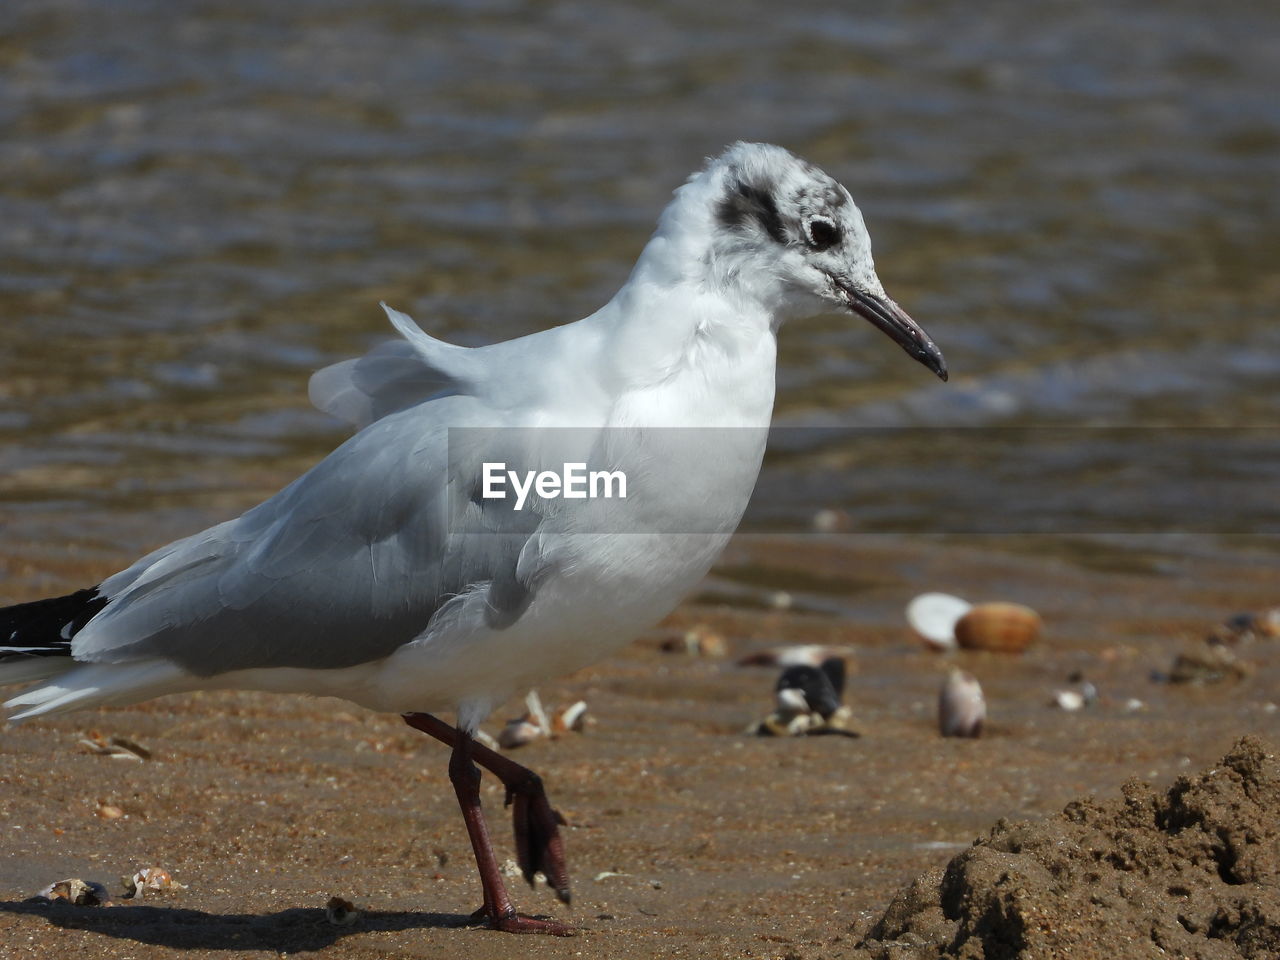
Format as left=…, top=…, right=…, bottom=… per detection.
left=860, top=737, right=1280, bottom=960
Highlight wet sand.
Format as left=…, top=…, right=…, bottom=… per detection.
left=1, top=532, right=1279, bottom=958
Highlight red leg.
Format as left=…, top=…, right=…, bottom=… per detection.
left=405, top=712, right=574, bottom=936
left=403, top=712, right=571, bottom=903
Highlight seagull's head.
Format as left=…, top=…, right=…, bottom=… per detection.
left=677, top=142, right=946, bottom=381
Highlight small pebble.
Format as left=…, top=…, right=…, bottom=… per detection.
left=811, top=509, right=850, bottom=533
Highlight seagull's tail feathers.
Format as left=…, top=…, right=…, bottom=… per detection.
left=0, top=656, right=72, bottom=687
left=0, top=586, right=188, bottom=722
left=3, top=660, right=191, bottom=722
left=309, top=302, right=479, bottom=431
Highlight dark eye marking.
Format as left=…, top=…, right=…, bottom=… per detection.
left=716, top=179, right=787, bottom=245
left=805, top=217, right=841, bottom=252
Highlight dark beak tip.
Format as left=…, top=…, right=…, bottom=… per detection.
left=920, top=343, right=948, bottom=382
left=930, top=350, right=949, bottom=381
left=845, top=283, right=949, bottom=385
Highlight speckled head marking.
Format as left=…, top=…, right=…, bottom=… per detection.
left=717, top=179, right=787, bottom=245
left=666, top=142, right=946, bottom=379
left=714, top=147, right=852, bottom=252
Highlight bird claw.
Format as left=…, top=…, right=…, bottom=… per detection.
left=492, top=912, right=577, bottom=936
left=507, top=780, right=571, bottom=903
left=466, top=904, right=576, bottom=936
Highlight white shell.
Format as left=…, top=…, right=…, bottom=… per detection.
left=908, top=593, right=972, bottom=651
left=1052, top=690, right=1085, bottom=711
left=553, top=700, right=589, bottom=733
left=939, top=669, right=985, bottom=737
left=523, top=689, right=550, bottom=733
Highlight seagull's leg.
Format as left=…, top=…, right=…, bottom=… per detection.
left=404, top=712, right=574, bottom=936
left=466, top=742, right=571, bottom=904
left=402, top=712, right=571, bottom=903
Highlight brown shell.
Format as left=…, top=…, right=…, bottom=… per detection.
left=954, top=602, right=1041, bottom=653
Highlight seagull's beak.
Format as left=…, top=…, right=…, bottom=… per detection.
left=838, top=280, right=948, bottom=381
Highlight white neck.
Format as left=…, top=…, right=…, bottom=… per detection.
left=597, top=182, right=782, bottom=393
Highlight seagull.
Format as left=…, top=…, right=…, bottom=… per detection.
left=0, top=142, right=945, bottom=935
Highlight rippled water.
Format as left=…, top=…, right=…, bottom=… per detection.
left=1, top=0, right=1278, bottom=575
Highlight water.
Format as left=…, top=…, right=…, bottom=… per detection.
left=1, top=0, right=1278, bottom=579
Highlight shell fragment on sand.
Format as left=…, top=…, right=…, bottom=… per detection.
left=35, top=878, right=110, bottom=906
left=78, top=731, right=152, bottom=761
left=749, top=704, right=860, bottom=737
left=939, top=669, right=986, bottom=738
left=121, top=866, right=185, bottom=899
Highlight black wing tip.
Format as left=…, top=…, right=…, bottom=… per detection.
left=0, top=586, right=107, bottom=658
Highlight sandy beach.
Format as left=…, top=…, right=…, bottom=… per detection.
left=3, top=2, right=1278, bottom=955
left=3, top=532, right=1278, bottom=958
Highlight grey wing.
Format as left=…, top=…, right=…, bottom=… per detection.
left=71, top=407, right=545, bottom=677
left=308, top=303, right=480, bottom=431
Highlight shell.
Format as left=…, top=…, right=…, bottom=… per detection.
left=95, top=801, right=125, bottom=820
left=79, top=732, right=151, bottom=761
left=523, top=690, right=550, bottom=733
left=1052, top=690, right=1085, bottom=711
left=906, top=593, right=972, bottom=651
left=939, top=669, right=985, bottom=738
left=1259, top=608, right=1280, bottom=639
left=38, top=878, right=109, bottom=906
left=954, top=602, right=1041, bottom=653
left=497, top=718, right=544, bottom=749
left=552, top=700, right=589, bottom=734
left=752, top=710, right=822, bottom=737
left=660, top=626, right=727, bottom=658
left=686, top=627, right=728, bottom=658
left=121, top=866, right=185, bottom=899
left=325, top=896, right=362, bottom=926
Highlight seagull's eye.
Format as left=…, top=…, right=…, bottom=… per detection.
left=805, top=217, right=841, bottom=252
